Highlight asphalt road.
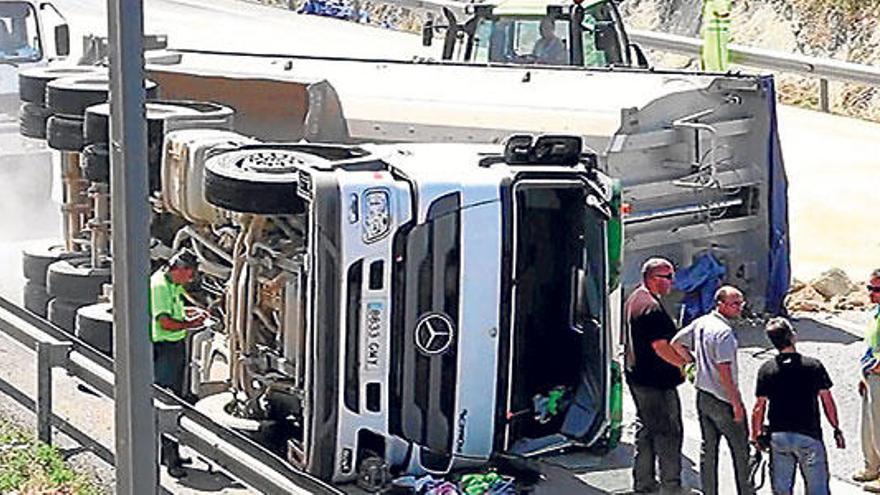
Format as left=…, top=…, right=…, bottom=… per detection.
left=1, top=0, right=879, bottom=493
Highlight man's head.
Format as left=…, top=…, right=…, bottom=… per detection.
left=540, top=17, right=556, bottom=38
left=167, top=251, right=198, bottom=285
left=641, top=257, right=675, bottom=297
left=765, top=317, right=796, bottom=351
left=869, top=269, right=880, bottom=305
left=715, top=285, right=745, bottom=319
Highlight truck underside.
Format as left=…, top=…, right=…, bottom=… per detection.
left=146, top=50, right=789, bottom=315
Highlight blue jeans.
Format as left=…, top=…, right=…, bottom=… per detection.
left=770, top=432, right=829, bottom=495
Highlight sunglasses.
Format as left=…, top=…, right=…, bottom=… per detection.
left=654, top=273, right=675, bottom=280
left=868, top=285, right=880, bottom=293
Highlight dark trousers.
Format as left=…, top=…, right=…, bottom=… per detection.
left=629, top=382, right=683, bottom=492
left=154, top=341, right=186, bottom=466
left=697, top=390, right=754, bottom=495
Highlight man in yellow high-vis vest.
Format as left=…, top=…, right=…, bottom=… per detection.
left=150, top=251, right=206, bottom=478
left=701, top=0, right=731, bottom=71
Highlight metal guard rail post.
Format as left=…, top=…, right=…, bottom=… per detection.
left=0, top=295, right=342, bottom=495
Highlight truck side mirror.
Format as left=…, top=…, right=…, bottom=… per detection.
left=54, top=24, right=69, bottom=56
left=422, top=20, right=433, bottom=47
left=628, top=43, right=648, bottom=69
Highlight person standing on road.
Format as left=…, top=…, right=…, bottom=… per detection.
left=671, top=286, right=753, bottom=495
left=854, top=269, right=880, bottom=491
left=752, top=317, right=844, bottom=495
left=150, top=251, right=206, bottom=479
left=623, top=257, right=688, bottom=494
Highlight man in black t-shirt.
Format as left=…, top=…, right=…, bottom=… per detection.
left=751, top=317, right=844, bottom=495
left=623, top=257, right=688, bottom=494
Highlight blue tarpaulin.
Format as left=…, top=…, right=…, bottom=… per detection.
left=762, top=76, right=791, bottom=316
left=674, top=252, right=726, bottom=325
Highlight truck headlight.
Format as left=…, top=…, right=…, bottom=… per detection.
left=362, top=189, right=391, bottom=243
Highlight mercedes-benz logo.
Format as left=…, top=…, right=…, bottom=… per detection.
left=414, top=313, right=455, bottom=356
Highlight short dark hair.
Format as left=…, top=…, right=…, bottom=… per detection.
left=168, top=250, right=198, bottom=270
left=765, top=317, right=795, bottom=350
left=872, top=268, right=880, bottom=280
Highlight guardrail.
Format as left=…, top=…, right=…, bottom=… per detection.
left=628, top=29, right=880, bottom=113
left=0, top=295, right=342, bottom=495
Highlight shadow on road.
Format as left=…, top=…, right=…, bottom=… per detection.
left=172, top=464, right=246, bottom=492
left=539, top=443, right=700, bottom=494
left=736, top=315, right=861, bottom=355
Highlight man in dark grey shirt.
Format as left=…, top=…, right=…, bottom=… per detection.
left=672, top=286, right=752, bottom=495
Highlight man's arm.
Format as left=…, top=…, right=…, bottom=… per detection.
left=652, top=339, right=690, bottom=370
left=670, top=326, right=695, bottom=364
left=158, top=314, right=203, bottom=331
left=751, top=396, right=767, bottom=444
left=718, top=362, right=746, bottom=423
left=819, top=389, right=845, bottom=448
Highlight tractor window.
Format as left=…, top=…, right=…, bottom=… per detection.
left=472, top=16, right=569, bottom=65
left=581, top=2, right=624, bottom=66
left=0, top=2, right=41, bottom=62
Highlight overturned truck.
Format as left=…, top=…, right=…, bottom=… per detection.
left=147, top=50, right=790, bottom=315
left=14, top=42, right=789, bottom=487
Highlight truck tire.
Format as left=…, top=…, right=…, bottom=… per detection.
left=23, top=281, right=51, bottom=317
left=18, top=103, right=51, bottom=139
left=48, top=298, right=83, bottom=332
left=46, top=259, right=111, bottom=304
left=46, top=75, right=158, bottom=117
left=18, top=66, right=106, bottom=105
left=194, top=392, right=276, bottom=437
left=82, top=143, right=110, bottom=183
left=22, top=243, right=84, bottom=284
left=46, top=115, right=85, bottom=152
left=84, top=100, right=233, bottom=145
left=204, top=149, right=306, bottom=215
left=76, top=302, right=113, bottom=356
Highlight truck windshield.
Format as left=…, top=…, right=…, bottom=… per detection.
left=471, top=2, right=624, bottom=67
left=0, top=2, right=41, bottom=63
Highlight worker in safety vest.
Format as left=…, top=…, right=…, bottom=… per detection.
left=150, top=250, right=206, bottom=478
left=701, top=0, right=731, bottom=71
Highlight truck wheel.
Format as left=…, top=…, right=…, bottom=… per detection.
left=46, top=75, right=158, bottom=117
left=204, top=149, right=306, bottom=214
left=22, top=244, right=84, bottom=284
left=84, top=100, right=234, bottom=145
left=82, top=143, right=110, bottom=183
left=46, top=115, right=85, bottom=152
left=194, top=392, right=275, bottom=433
left=23, top=281, right=51, bottom=317
left=48, top=298, right=83, bottom=332
left=46, top=259, right=111, bottom=304
left=18, top=66, right=106, bottom=105
left=18, top=103, right=52, bottom=139
left=356, top=453, right=390, bottom=492
left=76, top=302, right=113, bottom=356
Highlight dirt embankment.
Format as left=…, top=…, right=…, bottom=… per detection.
left=621, top=0, right=880, bottom=121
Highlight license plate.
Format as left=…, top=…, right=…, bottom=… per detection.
left=364, top=302, right=383, bottom=371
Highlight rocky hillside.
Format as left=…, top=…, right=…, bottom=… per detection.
left=621, top=0, right=880, bottom=120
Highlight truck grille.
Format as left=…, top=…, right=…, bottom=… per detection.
left=390, top=193, right=461, bottom=455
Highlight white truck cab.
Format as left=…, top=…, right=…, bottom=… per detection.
left=0, top=0, right=69, bottom=108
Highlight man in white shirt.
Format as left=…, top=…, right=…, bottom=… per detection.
left=672, top=285, right=753, bottom=495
